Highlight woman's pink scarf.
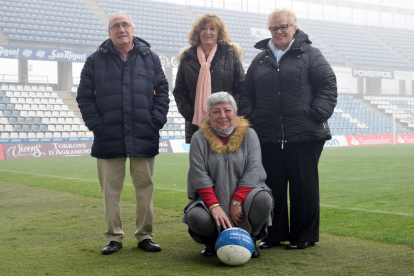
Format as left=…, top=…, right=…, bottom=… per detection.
left=192, top=44, right=218, bottom=126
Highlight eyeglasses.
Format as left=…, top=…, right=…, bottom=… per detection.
left=110, top=23, right=133, bottom=30
left=269, top=24, right=291, bottom=33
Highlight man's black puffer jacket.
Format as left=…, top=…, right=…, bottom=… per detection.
left=239, top=29, right=337, bottom=145
left=76, top=37, right=169, bottom=158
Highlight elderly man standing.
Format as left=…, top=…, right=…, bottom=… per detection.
left=77, top=12, right=169, bottom=255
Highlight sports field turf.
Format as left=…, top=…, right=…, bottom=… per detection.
left=1, top=144, right=413, bottom=275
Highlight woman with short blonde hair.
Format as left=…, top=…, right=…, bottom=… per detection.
left=239, top=8, right=337, bottom=250
left=266, top=8, right=297, bottom=29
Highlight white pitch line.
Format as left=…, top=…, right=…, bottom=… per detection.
left=320, top=204, right=414, bottom=217
left=0, top=170, right=187, bottom=192
left=1, top=170, right=412, bottom=216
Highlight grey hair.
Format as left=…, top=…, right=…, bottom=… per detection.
left=108, top=12, right=135, bottom=30
left=207, top=92, right=238, bottom=117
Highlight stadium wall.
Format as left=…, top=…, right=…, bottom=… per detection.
left=1, top=45, right=414, bottom=96
left=1, top=134, right=414, bottom=159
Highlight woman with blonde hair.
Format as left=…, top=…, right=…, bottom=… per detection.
left=239, top=8, right=337, bottom=250
left=173, top=13, right=245, bottom=143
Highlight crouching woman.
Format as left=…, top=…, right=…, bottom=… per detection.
left=182, top=92, right=273, bottom=258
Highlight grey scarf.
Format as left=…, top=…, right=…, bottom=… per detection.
left=210, top=122, right=237, bottom=137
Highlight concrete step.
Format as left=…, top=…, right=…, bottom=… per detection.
left=55, top=90, right=82, bottom=120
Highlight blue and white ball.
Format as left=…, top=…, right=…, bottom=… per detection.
left=215, top=228, right=254, bottom=266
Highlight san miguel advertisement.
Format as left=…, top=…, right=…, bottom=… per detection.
left=0, top=45, right=92, bottom=63
left=2, top=142, right=93, bottom=159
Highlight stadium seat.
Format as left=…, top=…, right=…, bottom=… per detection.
left=2, top=97, right=11, bottom=103
left=0, top=132, right=10, bottom=138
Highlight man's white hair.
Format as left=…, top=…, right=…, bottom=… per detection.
left=107, top=12, right=135, bottom=30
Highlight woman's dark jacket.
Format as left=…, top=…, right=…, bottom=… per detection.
left=173, top=43, right=245, bottom=143
left=76, top=37, right=169, bottom=159
left=238, top=29, right=337, bottom=146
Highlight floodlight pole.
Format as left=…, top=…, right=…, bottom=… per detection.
left=392, top=110, right=395, bottom=145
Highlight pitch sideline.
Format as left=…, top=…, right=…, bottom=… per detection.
left=1, top=169, right=413, bottom=217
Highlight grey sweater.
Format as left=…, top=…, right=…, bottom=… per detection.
left=183, top=117, right=272, bottom=243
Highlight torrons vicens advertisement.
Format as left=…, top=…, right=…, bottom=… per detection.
left=3, top=142, right=93, bottom=159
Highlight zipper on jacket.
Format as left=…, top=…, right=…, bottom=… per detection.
left=263, top=49, right=285, bottom=149
left=323, top=122, right=326, bottom=129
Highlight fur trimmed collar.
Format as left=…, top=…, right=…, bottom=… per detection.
left=201, top=116, right=249, bottom=154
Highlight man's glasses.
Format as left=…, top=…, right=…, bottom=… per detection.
left=269, top=24, right=291, bottom=33
left=110, top=23, right=133, bottom=31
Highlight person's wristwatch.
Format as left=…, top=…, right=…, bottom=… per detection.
left=231, top=200, right=242, bottom=206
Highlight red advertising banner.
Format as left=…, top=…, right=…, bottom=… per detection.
left=345, top=134, right=392, bottom=146
left=395, top=134, right=414, bottom=144
left=3, top=142, right=93, bottom=159
left=344, top=134, right=414, bottom=146
left=0, top=144, right=5, bottom=160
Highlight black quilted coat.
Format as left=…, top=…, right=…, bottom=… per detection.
left=173, top=44, right=245, bottom=143
left=76, top=37, right=169, bottom=159
left=239, top=29, right=337, bottom=146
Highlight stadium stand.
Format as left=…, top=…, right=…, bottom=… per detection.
left=0, top=0, right=413, bottom=140
left=0, top=0, right=107, bottom=48
left=0, top=84, right=91, bottom=139
left=96, top=0, right=192, bottom=53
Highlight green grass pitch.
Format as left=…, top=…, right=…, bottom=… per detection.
left=1, top=144, right=413, bottom=275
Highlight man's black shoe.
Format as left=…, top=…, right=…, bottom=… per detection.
left=138, top=239, right=162, bottom=252
left=102, top=241, right=123, bottom=255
